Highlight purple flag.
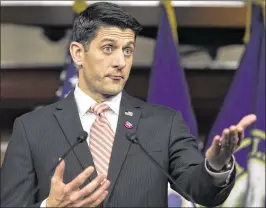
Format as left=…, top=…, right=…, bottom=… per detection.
left=147, top=4, right=197, bottom=137
left=204, top=4, right=265, bottom=207
left=147, top=3, right=197, bottom=207
left=245, top=15, right=265, bottom=207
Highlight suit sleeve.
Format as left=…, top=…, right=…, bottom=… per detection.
left=168, top=111, right=235, bottom=207
left=1, top=118, right=41, bottom=207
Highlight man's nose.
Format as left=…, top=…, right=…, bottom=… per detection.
left=113, top=51, right=126, bottom=69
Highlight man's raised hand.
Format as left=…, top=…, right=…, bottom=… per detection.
left=46, top=160, right=110, bottom=207
left=206, top=114, right=257, bottom=171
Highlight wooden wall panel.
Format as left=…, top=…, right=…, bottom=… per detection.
left=1, top=68, right=60, bottom=100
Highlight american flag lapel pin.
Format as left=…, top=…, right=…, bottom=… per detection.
left=125, top=111, right=133, bottom=116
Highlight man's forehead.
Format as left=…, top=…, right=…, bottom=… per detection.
left=96, top=26, right=135, bottom=42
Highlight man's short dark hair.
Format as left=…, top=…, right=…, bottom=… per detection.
left=72, top=2, right=143, bottom=50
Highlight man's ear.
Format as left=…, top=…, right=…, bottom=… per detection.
left=69, top=42, right=85, bottom=67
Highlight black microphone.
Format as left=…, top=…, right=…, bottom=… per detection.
left=23, top=131, right=88, bottom=207
left=50, top=131, right=88, bottom=174
left=126, top=132, right=197, bottom=208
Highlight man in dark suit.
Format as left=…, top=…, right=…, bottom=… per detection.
left=1, top=2, right=256, bottom=207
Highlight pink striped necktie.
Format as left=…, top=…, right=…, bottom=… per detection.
left=89, top=103, right=115, bottom=176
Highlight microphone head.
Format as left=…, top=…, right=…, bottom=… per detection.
left=77, top=131, right=88, bottom=143
left=126, top=132, right=138, bottom=144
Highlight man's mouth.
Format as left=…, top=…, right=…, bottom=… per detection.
left=106, top=75, right=124, bottom=81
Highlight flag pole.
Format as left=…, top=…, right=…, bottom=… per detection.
left=243, top=0, right=265, bottom=44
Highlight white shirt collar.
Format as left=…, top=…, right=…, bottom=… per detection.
left=74, top=84, right=122, bottom=117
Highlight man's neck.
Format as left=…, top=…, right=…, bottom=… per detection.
left=78, top=84, right=112, bottom=103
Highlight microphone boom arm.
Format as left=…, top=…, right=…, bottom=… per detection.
left=127, top=133, right=196, bottom=208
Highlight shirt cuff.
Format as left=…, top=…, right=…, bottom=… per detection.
left=205, top=156, right=235, bottom=187
left=40, top=198, right=47, bottom=207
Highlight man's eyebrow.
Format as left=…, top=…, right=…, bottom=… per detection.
left=100, top=39, right=135, bottom=47
left=100, top=38, right=117, bottom=43
left=125, top=41, right=135, bottom=47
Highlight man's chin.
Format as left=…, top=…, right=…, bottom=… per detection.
left=102, top=88, right=123, bottom=97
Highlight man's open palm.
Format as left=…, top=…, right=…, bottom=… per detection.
left=206, top=114, right=257, bottom=170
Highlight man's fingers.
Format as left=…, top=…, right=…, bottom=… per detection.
left=90, top=190, right=109, bottom=207
left=237, top=114, right=257, bottom=129
left=228, top=126, right=237, bottom=153
left=64, top=166, right=95, bottom=195
left=221, top=128, right=230, bottom=148
left=77, top=180, right=110, bottom=207
left=53, top=159, right=65, bottom=182
left=71, top=174, right=107, bottom=202
left=212, top=135, right=221, bottom=154
left=65, top=194, right=83, bottom=208
left=236, top=126, right=244, bottom=146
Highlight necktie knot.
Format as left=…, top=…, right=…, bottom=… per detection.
left=90, top=103, right=111, bottom=116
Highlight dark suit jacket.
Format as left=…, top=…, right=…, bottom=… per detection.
left=1, top=91, right=235, bottom=207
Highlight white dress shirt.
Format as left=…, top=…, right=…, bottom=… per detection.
left=41, top=85, right=233, bottom=207
left=74, top=84, right=122, bottom=141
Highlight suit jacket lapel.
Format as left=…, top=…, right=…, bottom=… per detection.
left=54, top=91, right=97, bottom=183
left=105, top=91, right=142, bottom=204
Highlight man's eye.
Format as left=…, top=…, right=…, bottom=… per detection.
left=103, top=46, right=113, bottom=53
left=124, top=48, right=133, bottom=56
